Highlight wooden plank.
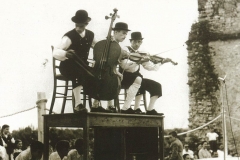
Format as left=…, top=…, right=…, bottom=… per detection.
left=43, top=113, right=163, bottom=128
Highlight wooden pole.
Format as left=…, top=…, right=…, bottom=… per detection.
left=36, top=92, right=47, bottom=143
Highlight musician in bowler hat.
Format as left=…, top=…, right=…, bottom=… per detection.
left=91, top=22, right=131, bottom=113
left=119, top=32, right=171, bottom=115
left=53, top=10, right=97, bottom=113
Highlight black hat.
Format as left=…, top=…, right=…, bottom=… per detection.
left=130, top=32, right=144, bottom=40
left=72, top=10, right=91, bottom=23
left=112, top=22, right=131, bottom=31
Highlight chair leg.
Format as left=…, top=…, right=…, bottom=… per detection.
left=61, top=81, right=68, bottom=114
left=72, top=90, right=75, bottom=112
left=143, top=93, right=147, bottom=112
left=83, top=92, right=87, bottom=108
left=49, top=80, right=57, bottom=114
left=114, top=97, right=120, bottom=112
left=88, top=96, right=92, bottom=109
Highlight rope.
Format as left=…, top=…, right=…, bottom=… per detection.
left=0, top=106, right=37, bottom=119
left=164, top=114, right=222, bottom=137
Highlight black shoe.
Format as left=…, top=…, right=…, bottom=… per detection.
left=121, top=108, right=134, bottom=114
left=91, top=106, right=111, bottom=113
left=107, top=106, right=117, bottom=113
left=74, top=104, right=87, bottom=113
left=134, top=108, right=145, bottom=114
left=146, top=109, right=164, bottom=115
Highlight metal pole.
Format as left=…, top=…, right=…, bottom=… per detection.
left=219, top=76, right=228, bottom=160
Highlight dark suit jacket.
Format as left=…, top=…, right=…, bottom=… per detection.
left=169, top=138, right=183, bottom=160
left=1, top=135, right=14, bottom=155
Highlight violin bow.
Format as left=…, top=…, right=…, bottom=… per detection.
left=152, top=45, right=184, bottom=56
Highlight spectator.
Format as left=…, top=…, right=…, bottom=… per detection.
left=182, top=144, right=194, bottom=159
left=49, top=140, right=70, bottom=160
left=68, top=138, right=84, bottom=160
left=194, top=144, right=202, bottom=159
left=183, top=154, right=191, bottom=160
left=165, top=131, right=183, bottom=160
left=198, top=141, right=211, bottom=159
left=217, top=143, right=224, bottom=158
left=13, top=140, right=22, bottom=160
left=1, top=124, right=15, bottom=160
left=15, top=140, right=44, bottom=160
left=206, top=127, right=218, bottom=152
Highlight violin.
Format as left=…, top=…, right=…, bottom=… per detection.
left=127, top=52, right=178, bottom=65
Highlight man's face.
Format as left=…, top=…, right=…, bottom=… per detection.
left=3, top=127, right=9, bottom=135
left=203, top=142, right=208, bottom=149
left=75, top=22, right=88, bottom=34
left=114, top=30, right=128, bottom=42
left=168, top=135, right=175, bottom=143
left=184, top=145, right=189, bottom=151
left=130, top=40, right=142, bottom=50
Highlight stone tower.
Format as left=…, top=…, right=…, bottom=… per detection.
left=187, top=0, right=240, bottom=152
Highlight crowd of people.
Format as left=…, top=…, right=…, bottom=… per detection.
left=0, top=124, right=88, bottom=160
left=164, top=128, right=238, bottom=160
left=0, top=124, right=42, bottom=160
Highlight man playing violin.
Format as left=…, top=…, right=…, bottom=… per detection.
left=119, top=32, right=171, bottom=115
left=53, top=10, right=97, bottom=113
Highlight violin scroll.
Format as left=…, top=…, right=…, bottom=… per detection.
left=105, top=8, right=119, bottom=21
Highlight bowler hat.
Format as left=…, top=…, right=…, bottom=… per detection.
left=72, top=10, right=91, bottom=23
left=112, top=22, right=131, bottom=31
left=130, top=32, right=144, bottom=40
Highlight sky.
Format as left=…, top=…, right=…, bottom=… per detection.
left=0, top=0, right=198, bottom=131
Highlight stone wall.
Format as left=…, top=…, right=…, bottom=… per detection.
left=187, top=0, right=240, bottom=152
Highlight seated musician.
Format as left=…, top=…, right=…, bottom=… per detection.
left=53, top=10, right=99, bottom=113
left=119, top=32, right=171, bottom=115
left=91, top=22, right=131, bottom=113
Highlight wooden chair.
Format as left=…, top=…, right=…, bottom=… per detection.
left=49, top=46, right=92, bottom=114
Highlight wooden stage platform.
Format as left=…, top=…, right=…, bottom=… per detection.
left=43, top=112, right=164, bottom=160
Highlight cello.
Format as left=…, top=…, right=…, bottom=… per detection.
left=83, top=9, right=121, bottom=100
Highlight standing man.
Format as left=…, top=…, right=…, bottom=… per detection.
left=53, top=10, right=97, bottom=113
left=119, top=32, right=171, bottom=114
left=206, top=127, right=218, bottom=152
left=165, top=131, right=183, bottom=160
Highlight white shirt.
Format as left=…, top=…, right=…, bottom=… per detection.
left=206, top=132, right=218, bottom=141
left=53, top=29, right=97, bottom=61
left=182, top=149, right=194, bottom=158
left=68, top=149, right=83, bottom=160
left=119, top=46, right=161, bottom=73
